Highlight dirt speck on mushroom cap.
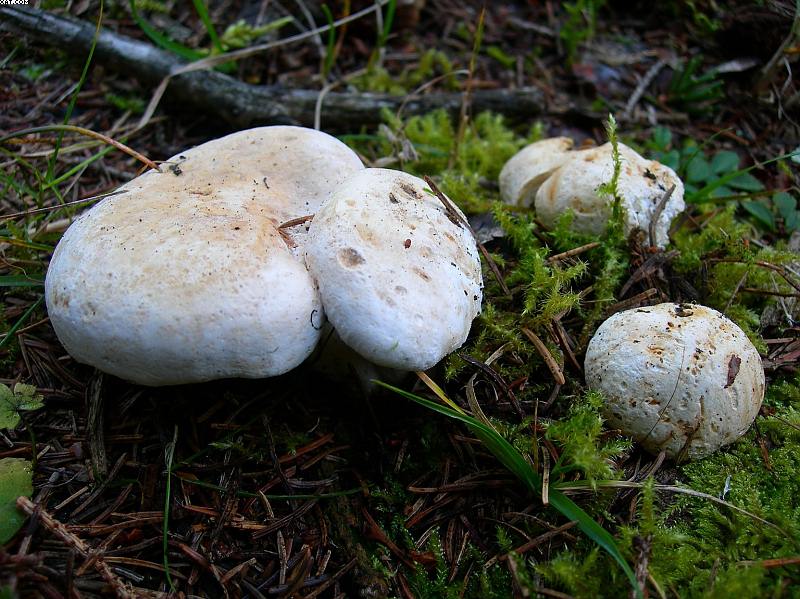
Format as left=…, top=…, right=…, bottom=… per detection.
left=305, top=168, right=483, bottom=371
left=584, top=302, right=765, bottom=460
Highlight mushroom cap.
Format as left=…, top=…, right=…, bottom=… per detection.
left=585, top=303, right=765, bottom=460
left=499, top=137, right=575, bottom=207
left=304, top=168, right=483, bottom=371
left=45, top=126, right=364, bottom=385
left=534, top=142, right=685, bottom=248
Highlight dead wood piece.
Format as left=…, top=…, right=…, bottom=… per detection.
left=0, top=7, right=546, bottom=129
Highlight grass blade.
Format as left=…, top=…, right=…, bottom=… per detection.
left=0, top=275, right=44, bottom=288
left=47, top=0, right=103, bottom=183
left=0, top=296, right=44, bottom=350
left=374, top=380, right=641, bottom=597
left=163, top=426, right=177, bottom=592
left=129, top=0, right=204, bottom=61
left=321, top=4, right=337, bottom=79
left=191, top=0, right=223, bottom=53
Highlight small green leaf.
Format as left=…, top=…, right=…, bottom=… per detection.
left=710, top=150, right=740, bottom=175
left=729, top=172, right=764, bottom=192
left=0, top=386, right=19, bottom=430
left=0, top=384, right=44, bottom=430
left=741, top=201, right=776, bottom=231
left=786, top=210, right=799, bottom=231
left=13, top=384, right=44, bottom=411
left=711, top=185, right=734, bottom=198
left=486, top=45, right=516, bottom=69
left=773, top=192, right=797, bottom=218
left=661, top=149, right=680, bottom=172
left=0, top=458, right=33, bottom=544
left=686, top=156, right=712, bottom=183
left=652, top=127, right=671, bottom=151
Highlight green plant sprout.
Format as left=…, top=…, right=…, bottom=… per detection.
left=645, top=126, right=800, bottom=233
left=665, top=55, right=724, bottom=115
left=560, top=0, right=606, bottom=63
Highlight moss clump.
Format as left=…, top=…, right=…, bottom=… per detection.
left=353, top=50, right=459, bottom=95
left=546, top=390, right=631, bottom=487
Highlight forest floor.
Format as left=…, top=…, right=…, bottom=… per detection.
left=0, top=1, right=799, bottom=597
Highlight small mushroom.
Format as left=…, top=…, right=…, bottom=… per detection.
left=499, top=139, right=685, bottom=248
left=535, top=142, right=685, bottom=247
left=499, top=137, right=575, bottom=207
left=45, top=126, right=364, bottom=385
left=304, top=168, right=483, bottom=371
left=584, top=303, right=765, bottom=460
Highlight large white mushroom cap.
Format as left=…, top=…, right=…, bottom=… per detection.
left=535, top=142, right=685, bottom=248
left=585, top=303, right=765, bottom=460
left=45, top=126, right=364, bottom=385
left=499, top=137, right=575, bottom=207
left=305, top=168, right=483, bottom=371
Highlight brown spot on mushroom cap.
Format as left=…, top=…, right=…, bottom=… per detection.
left=725, top=355, right=741, bottom=389
left=338, top=247, right=366, bottom=267
left=399, top=181, right=423, bottom=199
left=414, top=267, right=431, bottom=281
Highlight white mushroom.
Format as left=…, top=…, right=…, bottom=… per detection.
left=45, top=126, right=364, bottom=385
left=585, top=303, right=765, bottom=460
left=304, top=168, right=483, bottom=371
left=534, top=142, right=685, bottom=248
left=499, top=137, right=575, bottom=207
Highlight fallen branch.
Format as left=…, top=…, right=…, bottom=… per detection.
left=0, top=7, right=547, bottom=129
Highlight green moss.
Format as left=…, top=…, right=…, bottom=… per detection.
left=546, top=391, right=631, bottom=486
left=353, top=50, right=458, bottom=95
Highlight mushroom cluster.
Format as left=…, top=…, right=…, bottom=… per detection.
left=45, top=127, right=483, bottom=386
left=499, top=139, right=685, bottom=248
left=585, top=303, right=765, bottom=460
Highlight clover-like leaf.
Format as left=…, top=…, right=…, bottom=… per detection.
left=0, top=384, right=44, bottom=430
left=742, top=200, right=776, bottom=231
left=0, top=458, right=33, bottom=544
left=686, top=155, right=712, bottom=184
left=729, top=172, right=764, bottom=192
left=711, top=150, right=740, bottom=175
